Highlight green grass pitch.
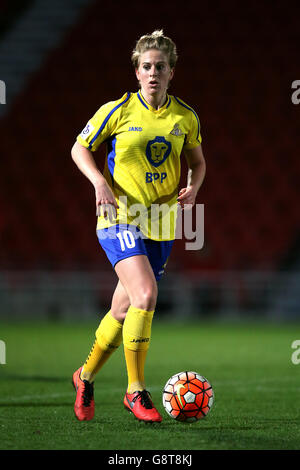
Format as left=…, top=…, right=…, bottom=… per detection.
left=0, top=319, right=299, bottom=450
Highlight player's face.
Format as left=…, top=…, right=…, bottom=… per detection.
left=136, top=49, right=174, bottom=98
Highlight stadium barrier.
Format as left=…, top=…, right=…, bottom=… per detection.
left=0, top=270, right=299, bottom=321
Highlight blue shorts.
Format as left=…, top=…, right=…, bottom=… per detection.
left=97, top=224, right=174, bottom=281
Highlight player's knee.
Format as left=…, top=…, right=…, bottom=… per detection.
left=110, top=309, right=127, bottom=323
left=130, top=282, right=158, bottom=311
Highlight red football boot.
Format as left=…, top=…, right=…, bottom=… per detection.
left=72, top=367, right=95, bottom=421
left=124, top=389, right=162, bottom=423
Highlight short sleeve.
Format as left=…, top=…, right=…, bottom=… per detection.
left=183, top=110, right=202, bottom=149
left=76, top=92, right=130, bottom=152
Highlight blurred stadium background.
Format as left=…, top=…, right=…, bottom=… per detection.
left=0, top=0, right=299, bottom=323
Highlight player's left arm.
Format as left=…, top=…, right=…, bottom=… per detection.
left=177, top=144, right=206, bottom=209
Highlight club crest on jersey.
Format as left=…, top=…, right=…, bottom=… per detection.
left=145, top=136, right=172, bottom=167
left=170, top=123, right=184, bottom=137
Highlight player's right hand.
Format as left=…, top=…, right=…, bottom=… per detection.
left=95, top=181, right=119, bottom=221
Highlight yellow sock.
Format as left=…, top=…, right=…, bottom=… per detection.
left=80, top=311, right=123, bottom=382
left=122, top=305, right=154, bottom=394
left=123, top=349, right=148, bottom=393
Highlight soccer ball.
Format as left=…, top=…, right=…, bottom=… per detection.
left=162, top=371, right=214, bottom=422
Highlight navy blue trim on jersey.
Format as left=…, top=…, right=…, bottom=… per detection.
left=88, top=92, right=131, bottom=149
left=107, top=135, right=117, bottom=183
left=137, top=90, right=149, bottom=109
left=174, top=96, right=201, bottom=142
left=137, top=91, right=171, bottom=111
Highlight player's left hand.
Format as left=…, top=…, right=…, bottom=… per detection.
left=177, top=186, right=197, bottom=210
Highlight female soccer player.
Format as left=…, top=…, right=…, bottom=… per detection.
left=71, top=30, right=206, bottom=422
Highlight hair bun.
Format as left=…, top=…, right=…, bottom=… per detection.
left=151, top=29, right=164, bottom=38
left=131, top=29, right=178, bottom=69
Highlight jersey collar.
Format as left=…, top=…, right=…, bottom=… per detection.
left=137, top=90, right=171, bottom=113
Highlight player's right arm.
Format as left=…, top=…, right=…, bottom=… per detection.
left=71, top=141, right=118, bottom=217
left=72, top=93, right=130, bottom=217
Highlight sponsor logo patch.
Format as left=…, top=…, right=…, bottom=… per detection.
left=80, top=121, right=95, bottom=138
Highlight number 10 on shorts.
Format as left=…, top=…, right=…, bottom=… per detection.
left=116, top=230, right=136, bottom=251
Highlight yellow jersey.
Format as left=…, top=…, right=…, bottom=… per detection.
left=77, top=91, right=202, bottom=240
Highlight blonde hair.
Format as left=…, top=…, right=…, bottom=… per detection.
left=131, top=29, right=178, bottom=68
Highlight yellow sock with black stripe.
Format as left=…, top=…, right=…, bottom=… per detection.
left=122, top=305, right=154, bottom=394
left=80, top=311, right=123, bottom=382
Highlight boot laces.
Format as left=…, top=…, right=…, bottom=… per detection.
left=82, top=380, right=94, bottom=407
left=133, top=390, right=153, bottom=409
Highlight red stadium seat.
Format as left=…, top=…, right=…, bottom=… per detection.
left=0, top=1, right=299, bottom=271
